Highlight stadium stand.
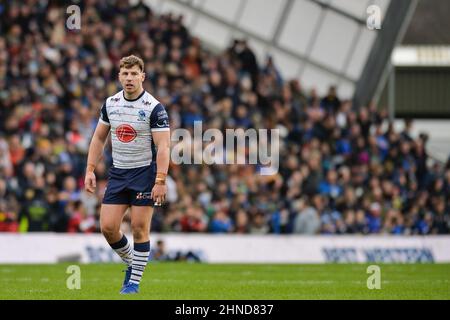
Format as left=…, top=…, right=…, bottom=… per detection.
left=0, top=1, right=448, bottom=235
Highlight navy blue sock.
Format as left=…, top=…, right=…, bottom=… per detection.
left=109, top=235, right=132, bottom=266
left=129, top=241, right=150, bottom=285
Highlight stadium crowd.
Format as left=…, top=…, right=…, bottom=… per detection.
left=0, top=0, right=449, bottom=235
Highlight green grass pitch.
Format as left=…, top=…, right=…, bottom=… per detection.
left=0, top=263, right=449, bottom=300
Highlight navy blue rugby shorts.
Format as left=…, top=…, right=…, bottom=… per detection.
left=102, top=163, right=156, bottom=206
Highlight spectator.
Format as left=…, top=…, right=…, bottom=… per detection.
left=293, top=198, right=320, bottom=234
left=18, top=188, right=49, bottom=232
left=179, top=206, right=208, bottom=232
left=320, top=86, right=341, bottom=113
left=249, top=212, right=269, bottom=234
left=152, top=239, right=170, bottom=261
left=367, top=202, right=383, bottom=233
left=319, top=169, right=343, bottom=200
left=209, top=210, right=233, bottom=233
left=0, top=200, right=18, bottom=232
left=233, top=209, right=250, bottom=234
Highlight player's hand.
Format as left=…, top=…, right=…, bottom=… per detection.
left=84, top=172, right=97, bottom=193
left=151, top=184, right=167, bottom=206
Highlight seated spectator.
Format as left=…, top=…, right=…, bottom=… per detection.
left=180, top=206, right=208, bottom=233
left=293, top=197, right=320, bottom=234
left=233, top=210, right=250, bottom=234
left=0, top=200, right=18, bottom=232
left=209, top=210, right=233, bottom=233
left=318, top=169, right=343, bottom=200
left=249, top=212, right=269, bottom=234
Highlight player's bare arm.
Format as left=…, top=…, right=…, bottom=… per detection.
left=85, top=122, right=110, bottom=193
left=151, top=130, right=170, bottom=205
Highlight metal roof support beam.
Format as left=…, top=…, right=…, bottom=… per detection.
left=353, top=0, right=419, bottom=109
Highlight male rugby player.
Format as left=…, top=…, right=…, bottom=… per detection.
left=84, top=55, right=170, bottom=294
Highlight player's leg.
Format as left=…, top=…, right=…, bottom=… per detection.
left=100, top=204, right=133, bottom=265
left=102, top=165, right=135, bottom=269
left=120, top=165, right=155, bottom=294
left=127, top=205, right=154, bottom=287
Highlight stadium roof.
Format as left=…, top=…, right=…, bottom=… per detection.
left=144, top=0, right=417, bottom=104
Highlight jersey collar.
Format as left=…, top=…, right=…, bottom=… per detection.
left=123, top=89, right=145, bottom=102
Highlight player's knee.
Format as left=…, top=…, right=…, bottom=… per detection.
left=101, top=223, right=119, bottom=240
left=131, top=223, right=148, bottom=240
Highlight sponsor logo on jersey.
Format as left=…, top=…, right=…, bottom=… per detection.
left=116, top=124, right=137, bottom=143
left=138, top=110, right=146, bottom=121
left=142, top=100, right=152, bottom=106
left=136, top=192, right=152, bottom=200
left=111, top=97, right=120, bottom=102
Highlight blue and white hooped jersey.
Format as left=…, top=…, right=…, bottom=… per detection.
left=98, top=90, right=170, bottom=169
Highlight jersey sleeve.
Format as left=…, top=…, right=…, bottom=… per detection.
left=98, top=102, right=110, bottom=126
left=150, top=103, right=170, bottom=132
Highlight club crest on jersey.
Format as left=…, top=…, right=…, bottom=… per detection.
left=157, top=119, right=169, bottom=127
left=116, top=124, right=137, bottom=143
left=137, top=110, right=146, bottom=121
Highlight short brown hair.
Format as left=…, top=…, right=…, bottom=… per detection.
left=119, top=55, right=144, bottom=71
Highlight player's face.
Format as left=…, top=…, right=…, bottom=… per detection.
left=119, top=65, right=145, bottom=94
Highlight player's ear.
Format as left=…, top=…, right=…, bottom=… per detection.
left=141, top=72, right=145, bottom=82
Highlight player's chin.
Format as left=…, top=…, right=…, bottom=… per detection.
left=124, top=84, right=135, bottom=92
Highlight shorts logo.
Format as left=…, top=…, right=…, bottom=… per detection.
left=137, top=110, right=146, bottom=121
left=116, top=124, right=137, bottom=143
left=136, top=192, right=152, bottom=200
